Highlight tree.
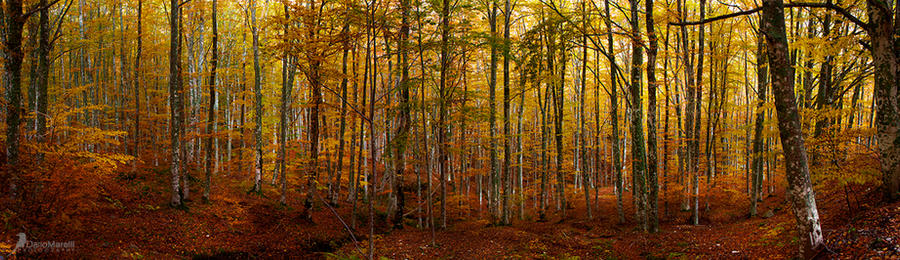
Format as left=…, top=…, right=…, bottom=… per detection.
left=33, top=0, right=53, bottom=148
left=580, top=0, right=591, bottom=220
left=645, top=0, right=660, bottom=233
left=605, top=0, right=624, bottom=223
left=866, top=0, right=900, bottom=202
left=438, top=0, right=451, bottom=229
left=4, top=0, right=25, bottom=192
left=204, top=0, right=219, bottom=203
left=750, top=31, right=767, bottom=217
left=134, top=0, right=143, bottom=168
left=628, top=0, right=649, bottom=232
left=392, top=0, right=412, bottom=228
left=760, top=0, right=824, bottom=256
left=487, top=0, right=500, bottom=219
left=168, top=0, right=185, bottom=207
left=333, top=12, right=350, bottom=205
left=250, top=0, right=263, bottom=194
left=278, top=1, right=295, bottom=205
left=501, top=0, right=512, bottom=225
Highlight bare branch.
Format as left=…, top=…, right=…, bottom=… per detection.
left=670, top=2, right=868, bottom=31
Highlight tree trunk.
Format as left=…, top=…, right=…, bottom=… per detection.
left=4, top=0, right=25, bottom=197
left=439, top=0, right=451, bottom=229
left=762, top=0, right=824, bottom=256
left=750, top=32, right=767, bottom=217
left=629, top=0, right=648, bottom=232
left=502, top=0, right=512, bottom=225
left=555, top=33, right=567, bottom=218
left=168, top=0, right=184, bottom=206
left=605, top=0, right=624, bottom=223
left=334, top=20, right=350, bottom=205
left=204, top=0, right=219, bottom=203
left=645, top=0, right=660, bottom=233
left=580, top=0, right=592, bottom=220
left=250, top=0, right=264, bottom=193
left=867, top=0, right=900, bottom=202
left=392, top=0, right=411, bottom=228
left=34, top=0, right=52, bottom=151
left=133, top=0, right=143, bottom=168
left=488, top=2, right=500, bottom=220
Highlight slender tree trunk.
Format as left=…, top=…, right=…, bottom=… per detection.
left=629, top=0, right=648, bottom=232
left=691, top=0, right=706, bottom=225
left=168, top=0, right=184, bottom=206
left=250, top=0, right=264, bottom=193
left=204, top=0, right=219, bottom=203
left=645, top=0, right=660, bottom=233
left=605, top=0, right=624, bottom=223
left=750, top=32, right=767, bottom=217
left=392, top=0, right=411, bottom=228
left=555, top=33, right=567, bottom=218
left=580, top=0, right=592, bottom=220
left=334, top=20, right=350, bottom=205
left=762, top=0, right=824, bottom=256
left=4, top=0, right=26, bottom=197
left=662, top=23, right=672, bottom=218
left=517, top=65, right=526, bottom=220
left=438, top=0, right=451, bottom=229
left=488, top=2, right=500, bottom=220
left=501, top=0, right=512, bottom=225
left=133, top=0, right=143, bottom=169
left=34, top=0, right=52, bottom=151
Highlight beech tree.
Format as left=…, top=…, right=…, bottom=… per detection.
left=4, top=0, right=895, bottom=257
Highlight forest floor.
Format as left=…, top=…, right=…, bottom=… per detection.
left=2, top=163, right=898, bottom=259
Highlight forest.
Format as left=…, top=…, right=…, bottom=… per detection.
left=0, top=0, right=899, bottom=258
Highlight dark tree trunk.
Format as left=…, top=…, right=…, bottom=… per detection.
left=762, top=0, right=824, bottom=256
left=628, top=0, right=648, bottom=232
left=34, top=0, right=52, bottom=147
left=502, top=0, right=512, bottom=225
left=204, top=0, right=219, bottom=203
left=645, top=0, right=660, bottom=233
left=250, top=0, right=263, bottom=193
left=392, top=0, right=411, bottom=229
left=606, top=0, right=624, bottom=223
left=133, top=0, right=143, bottom=167
left=4, top=0, right=25, bottom=198
left=750, top=32, right=768, bottom=217
left=168, top=0, right=184, bottom=206
left=439, top=0, right=450, bottom=229
left=867, top=0, right=900, bottom=202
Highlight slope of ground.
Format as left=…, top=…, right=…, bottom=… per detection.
left=1, top=164, right=897, bottom=259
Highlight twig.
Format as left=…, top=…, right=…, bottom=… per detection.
left=314, top=191, right=366, bottom=257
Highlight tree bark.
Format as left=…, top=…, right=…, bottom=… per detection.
left=392, top=0, right=411, bottom=228
left=867, top=0, right=900, bottom=202
left=34, top=0, right=52, bottom=149
left=133, top=0, right=143, bottom=168
left=629, top=0, right=649, bottom=232
left=204, top=0, right=219, bottom=203
left=250, top=0, right=264, bottom=193
left=645, top=0, right=660, bottom=233
left=502, top=0, right=512, bottom=225
left=750, top=32, right=767, bottom=217
left=488, top=1, right=500, bottom=219
left=4, top=0, right=25, bottom=198
left=439, top=0, right=450, bottom=229
left=606, top=0, right=624, bottom=223
left=168, top=0, right=184, bottom=206
left=762, top=0, right=825, bottom=256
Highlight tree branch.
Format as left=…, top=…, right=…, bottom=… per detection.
left=670, top=2, right=868, bottom=30
left=669, top=7, right=761, bottom=26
